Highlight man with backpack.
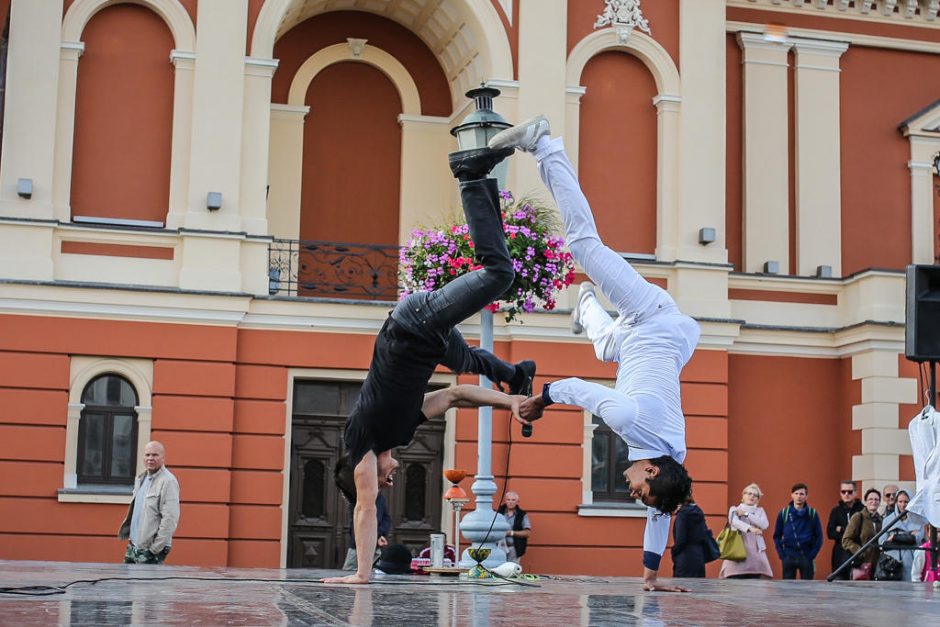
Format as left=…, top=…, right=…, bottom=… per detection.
left=773, top=482, right=823, bottom=579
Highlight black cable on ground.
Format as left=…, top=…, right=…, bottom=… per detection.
left=0, top=572, right=537, bottom=597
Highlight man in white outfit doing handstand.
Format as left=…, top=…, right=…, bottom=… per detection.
left=490, top=115, right=701, bottom=592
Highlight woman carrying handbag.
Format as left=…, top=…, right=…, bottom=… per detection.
left=842, top=488, right=883, bottom=580
left=719, top=483, right=774, bottom=579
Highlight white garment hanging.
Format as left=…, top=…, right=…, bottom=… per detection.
left=906, top=405, right=940, bottom=528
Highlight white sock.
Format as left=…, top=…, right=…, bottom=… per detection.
left=533, top=134, right=551, bottom=154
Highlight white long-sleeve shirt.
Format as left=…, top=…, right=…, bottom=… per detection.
left=549, top=377, right=684, bottom=570
left=546, top=310, right=698, bottom=571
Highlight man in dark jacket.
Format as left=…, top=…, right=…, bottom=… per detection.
left=773, top=482, right=823, bottom=579
left=671, top=501, right=709, bottom=577
left=497, top=491, right=531, bottom=563
left=826, top=480, right=863, bottom=579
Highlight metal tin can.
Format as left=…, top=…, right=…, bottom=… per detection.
left=430, top=533, right=445, bottom=568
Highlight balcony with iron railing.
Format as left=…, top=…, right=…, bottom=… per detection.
left=267, top=238, right=401, bottom=300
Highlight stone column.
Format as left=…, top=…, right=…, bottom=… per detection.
left=63, top=403, right=85, bottom=489
left=907, top=136, right=940, bottom=265
left=166, top=51, right=196, bottom=229
left=0, top=0, right=62, bottom=217
left=514, top=0, right=567, bottom=197
left=266, top=104, right=308, bottom=241
left=183, top=0, right=248, bottom=232
left=851, top=350, right=918, bottom=495
left=654, top=95, right=681, bottom=261
left=239, top=57, right=279, bottom=236
left=792, top=37, right=848, bottom=276
left=677, top=0, right=726, bottom=264
left=178, top=0, right=248, bottom=292
left=737, top=32, right=793, bottom=274
left=51, top=42, right=84, bottom=221
left=399, top=114, right=454, bottom=243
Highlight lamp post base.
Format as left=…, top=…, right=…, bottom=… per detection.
left=458, top=505, right=510, bottom=569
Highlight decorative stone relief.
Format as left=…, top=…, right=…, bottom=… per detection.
left=594, top=0, right=651, bottom=45
left=347, top=38, right=367, bottom=58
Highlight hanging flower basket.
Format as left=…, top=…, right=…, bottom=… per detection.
left=399, top=191, right=576, bottom=323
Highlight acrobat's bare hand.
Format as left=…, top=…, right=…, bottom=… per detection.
left=643, top=580, right=690, bottom=593
left=519, top=395, right=545, bottom=422
left=321, top=574, right=370, bottom=585
left=643, top=569, right=689, bottom=593
left=509, top=395, right=530, bottom=426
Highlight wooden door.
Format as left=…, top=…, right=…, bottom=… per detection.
left=287, top=379, right=445, bottom=568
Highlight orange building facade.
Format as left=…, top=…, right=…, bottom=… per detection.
left=0, top=0, right=937, bottom=578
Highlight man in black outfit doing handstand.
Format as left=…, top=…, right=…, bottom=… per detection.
left=323, top=146, right=536, bottom=584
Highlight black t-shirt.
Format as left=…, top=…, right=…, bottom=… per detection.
left=344, top=315, right=445, bottom=466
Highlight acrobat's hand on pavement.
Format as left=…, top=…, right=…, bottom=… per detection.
left=643, top=569, right=689, bottom=593
left=321, top=573, right=370, bottom=585
left=519, top=395, right=545, bottom=422
left=643, top=580, right=689, bottom=593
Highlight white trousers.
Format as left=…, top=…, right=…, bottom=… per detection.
left=535, top=138, right=699, bottom=371
left=534, top=137, right=701, bottom=565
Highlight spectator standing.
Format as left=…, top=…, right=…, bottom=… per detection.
left=497, top=491, right=531, bottom=563
left=827, top=480, right=863, bottom=580
left=880, top=490, right=923, bottom=581
left=773, top=483, right=823, bottom=579
left=881, top=484, right=899, bottom=518
left=117, top=441, right=180, bottom=564
left=671, top=500, right=710, bottom=578
left=719, top=483, right=773, bottom=579
left=842, top=488, right=883, bottom=579
left=343, top=493, right=391, bottom=571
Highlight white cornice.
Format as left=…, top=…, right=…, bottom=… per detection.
left=737, top=31, right=795, bottom=51
left=0, top=297, right=248, bottom=326
left=727, top=0, right=940, bottom=29
left=728, top=20, right=940, bottom=54
left=245, top=56, right=279, bottom=69
left=789, top=36, right=851, bottom=55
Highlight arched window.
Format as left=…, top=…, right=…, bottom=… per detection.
left=77, top=374, right=139, bottom=486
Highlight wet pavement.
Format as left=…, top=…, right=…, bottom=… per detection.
left=0, top=560, right=937, bottom=625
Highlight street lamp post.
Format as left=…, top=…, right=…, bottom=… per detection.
left=450, top=85, right=512, bottom=569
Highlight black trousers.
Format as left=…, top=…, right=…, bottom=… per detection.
left=393, top=177, right=516, bottom=384
left=781, top=555, right=815, bottom=580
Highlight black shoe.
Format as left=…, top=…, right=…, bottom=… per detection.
left=448, top=147, right=514, bottom=182
left=508, top=360, right=536, bottom=396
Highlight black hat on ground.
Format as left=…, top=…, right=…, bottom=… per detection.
left=375, top=544, right=413, bottom=575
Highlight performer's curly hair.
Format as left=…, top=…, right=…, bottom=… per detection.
left=647, top=456, right=693, bottom=515
left=334, top=454, right=357, bottom=504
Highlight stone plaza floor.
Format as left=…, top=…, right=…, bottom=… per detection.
left=0, top=560, right=937, bottom=626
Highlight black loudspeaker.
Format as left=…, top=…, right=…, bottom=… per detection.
left=905, top=264, right=940, bottom=362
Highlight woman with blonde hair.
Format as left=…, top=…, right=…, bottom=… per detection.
left=719, top=483, right=774, bottom=579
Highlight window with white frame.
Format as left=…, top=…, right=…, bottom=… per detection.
left=59, top=357, right=153, bottom=503
left=579, top=409, right=643, bottom=518
left=590, top=414, right=633, bottom=503
left=77, top=374, right=139, bottom=486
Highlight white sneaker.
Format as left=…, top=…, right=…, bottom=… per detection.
left=488, top=115, right=551, bottom=153
left=570, top=282, right=596, bottom=335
